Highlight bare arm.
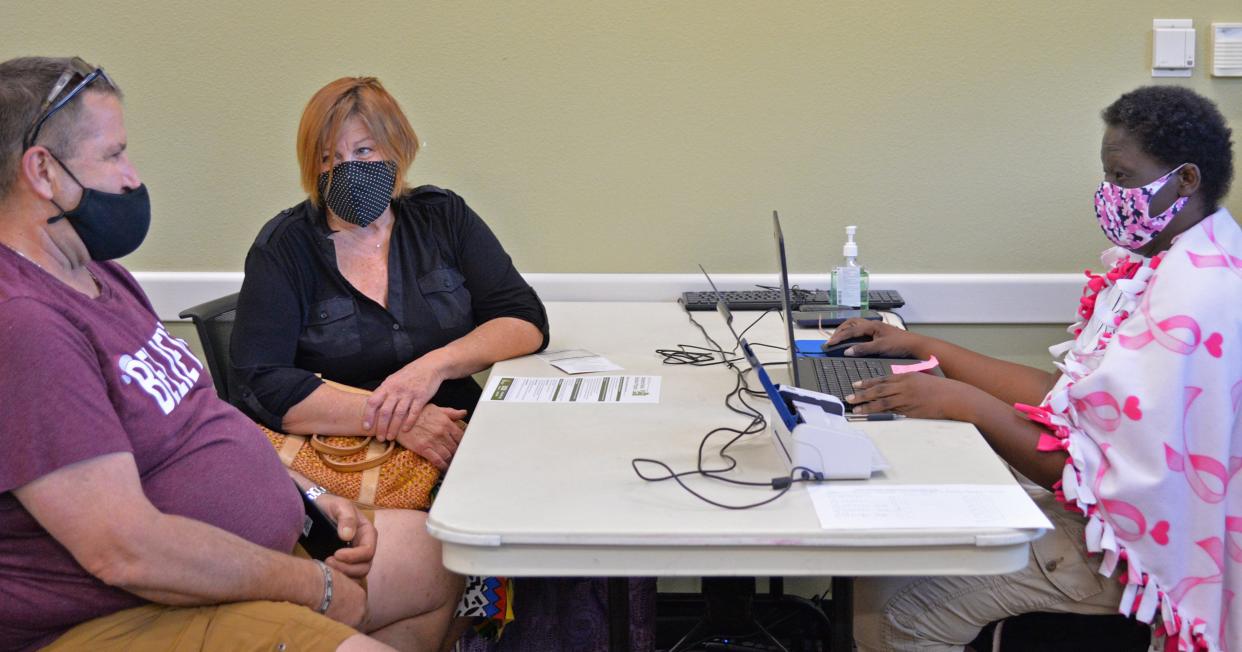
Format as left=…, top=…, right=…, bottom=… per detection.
left=848, top=373, right=1068, bottom=489
left=283, top=317, right=540, bottom=435
left=416, top=316, right=545, bottom=382
left=364, top=316, right=541, bottom=442
left=15, top=452, right=367, bottom=627
left=957, top=387, right=1068, bottom=489
left=829, top=318, right=1058, bottom=406
left=909, top=337, right=1059, bottom=407
left=282, top=383, right=372, bottom=435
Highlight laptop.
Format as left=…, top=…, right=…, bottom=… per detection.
left=771, top=211, right=936, bottom=409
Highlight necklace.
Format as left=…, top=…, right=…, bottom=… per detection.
left=0, top=241, right=39, bottom=269
left=2, top=241, right=100, bottom=290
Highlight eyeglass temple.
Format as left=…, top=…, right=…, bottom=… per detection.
left=24, top=65, right=111, bottom=149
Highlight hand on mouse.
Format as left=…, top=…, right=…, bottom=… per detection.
left=826, top=318, right=926, bottom=358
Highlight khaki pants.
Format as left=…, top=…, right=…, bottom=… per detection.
left=42, top=600, right=356, bottom=652
left=853, top=478, right=1129, bottom=652
left=43, top=510, right=377, bottom=652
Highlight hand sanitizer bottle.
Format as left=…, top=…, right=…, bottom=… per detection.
left=831, top=226, right=869, bottom=308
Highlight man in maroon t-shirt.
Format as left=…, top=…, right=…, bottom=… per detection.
left=0, top=57, right=459, bottom=652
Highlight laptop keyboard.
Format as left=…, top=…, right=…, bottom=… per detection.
left=811, top=358, right=890, bottom=406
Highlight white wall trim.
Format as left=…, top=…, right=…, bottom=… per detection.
left=140, top=271, right=1083, bottom=325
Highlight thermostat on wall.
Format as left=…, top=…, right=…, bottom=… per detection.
left=1212, top=23, right=1242, bottom=77
left=1153, top=19, right=1195, bottom=78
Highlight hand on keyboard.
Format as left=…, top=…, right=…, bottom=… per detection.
left=827, top=318, right=925, bottom=359
left=843, top=370, right=979, bottom=421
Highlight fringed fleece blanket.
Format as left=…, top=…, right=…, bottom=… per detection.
left=1018, top=208, right=1242, bottom=651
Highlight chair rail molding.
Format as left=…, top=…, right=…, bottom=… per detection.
left=138, top=271, right=1082, bottom=325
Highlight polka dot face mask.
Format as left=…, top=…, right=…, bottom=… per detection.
left=317, top=160, right=398, bottom=227
left=1093, top=164, right=1188, bottom=250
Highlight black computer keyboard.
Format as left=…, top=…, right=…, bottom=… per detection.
left=680, top=288, right=905, bottom=311
left=811, top=358, right=890, bottom=407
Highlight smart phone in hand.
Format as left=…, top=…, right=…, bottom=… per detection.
left=298, top=486, right=350, bottom=561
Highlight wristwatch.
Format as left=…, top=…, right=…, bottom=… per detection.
left=304, top=485, right=329, bottom=502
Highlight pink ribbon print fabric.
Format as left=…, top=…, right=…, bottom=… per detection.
left=1018, top=209, right=1242, bottom=651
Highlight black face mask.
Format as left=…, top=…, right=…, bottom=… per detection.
left=317, top=160, right=397, bottom=228
left=47, top=153, right=151, bottom=261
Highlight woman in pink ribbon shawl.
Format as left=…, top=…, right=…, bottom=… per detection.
left=840, top=86, right=1239, bottom=652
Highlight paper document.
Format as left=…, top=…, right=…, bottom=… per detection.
left=808, top=484, right=1053, bottom=530
left=482, top=375, right=661, bottom=403
left=535, top=349, right=623, bottom=374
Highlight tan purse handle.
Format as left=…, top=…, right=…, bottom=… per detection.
left=311, top=378, right=396, bottom=472
left=310, top=434, right=371, bottom=456
left=316, top=438, right=397, bottom=472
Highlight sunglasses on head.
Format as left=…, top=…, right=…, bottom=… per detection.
left=22, top=57, right=115, bottom=151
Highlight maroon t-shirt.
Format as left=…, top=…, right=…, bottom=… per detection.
left=0, top=247, right=304, bottom=652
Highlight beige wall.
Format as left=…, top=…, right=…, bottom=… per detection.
left=4, top=1, right=1239, bottom=277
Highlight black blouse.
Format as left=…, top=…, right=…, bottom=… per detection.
left=230, top=185, right=549, bottom=430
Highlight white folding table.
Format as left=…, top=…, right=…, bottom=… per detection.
left=428, top=301, right=1044, bottom=650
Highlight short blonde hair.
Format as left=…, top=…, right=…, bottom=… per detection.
left=296, top=77, right=419, bottom=206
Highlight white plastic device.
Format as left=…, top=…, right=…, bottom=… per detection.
left=1212, top=23, right=1242, bottom=77
left=1152, top=19, right=1195, bottom=78
left=770, top=384, right=888, bottom=480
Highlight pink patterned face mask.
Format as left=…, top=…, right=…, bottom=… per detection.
left=1094, top=164, right=1188, bottom=250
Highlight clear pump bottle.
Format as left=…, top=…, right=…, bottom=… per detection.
left=831, top=225, right=869, bottom=309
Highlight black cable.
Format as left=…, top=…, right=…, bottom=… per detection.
left=754, top=283, right=818, bottom=301
left=658, top=305, right=781, bottom=367
left=636, top=305, right=819, bottom=509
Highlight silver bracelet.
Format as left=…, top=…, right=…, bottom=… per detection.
left=313, top=559, right=333, bottom=614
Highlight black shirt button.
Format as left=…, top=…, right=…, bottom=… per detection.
left=392, top=323, right=401, bottom=330
left=319, top=311, right=328, bottom=319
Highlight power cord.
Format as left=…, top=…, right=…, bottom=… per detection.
left=635, top=305, right=816, bottom=509
left=657, top=305, right=783, bottom=367
left=753, top=283, right=819, bottom=302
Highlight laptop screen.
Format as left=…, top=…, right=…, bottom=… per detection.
left=771, top=211, right=802, bottom=387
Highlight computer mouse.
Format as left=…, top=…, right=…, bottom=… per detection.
left=821, top=335, right=873, bottom=357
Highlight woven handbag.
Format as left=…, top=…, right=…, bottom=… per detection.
left=260, top=380, right=443, bottom=510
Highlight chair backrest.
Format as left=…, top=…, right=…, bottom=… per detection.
left=178, top=293, right=240, bottom=403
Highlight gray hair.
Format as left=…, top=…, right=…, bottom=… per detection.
left=0, top=56, right=123, bottom=201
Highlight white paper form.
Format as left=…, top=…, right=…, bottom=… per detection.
left=482, top=375, right=661, bottom=403
left=808, top=484, right=1053, bottom=531
left=535, top=349, right=623, bottom=374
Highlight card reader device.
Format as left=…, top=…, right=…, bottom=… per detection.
left=740, top=340, right=888, bottom=480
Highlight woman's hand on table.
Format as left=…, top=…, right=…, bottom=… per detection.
left=827, top=318, right=926, bottom=358
left=395, top=404, right=467, bottom=470
left=845, top=372, right=984, bottom=421
left=365, top=357, right=447, bottom=440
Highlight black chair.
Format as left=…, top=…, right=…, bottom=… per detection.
left=178, top=292, right=240, bottom=403
left=969, top=611, right=1151, bottom=651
